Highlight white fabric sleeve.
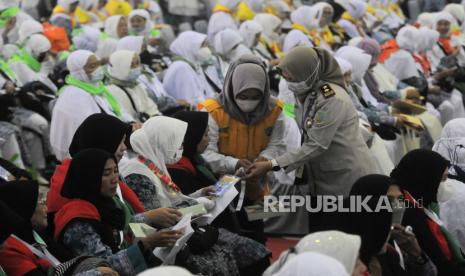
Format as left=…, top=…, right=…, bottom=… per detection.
left=259, top=112, right=287, bottom=160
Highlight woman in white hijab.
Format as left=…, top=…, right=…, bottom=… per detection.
left=207, top=0, right=240, bottom=42
left=163, top=31, right=217, bottom=105
left=9, top=34, right=57, bottom=92
left=0, top=4, right=33, bottom=45
left=50, top=50, right=128, bottom=160
left=253, top=13, right=283, bottom=46
left=72, top=25, right=101, bottom=52
left=283, top=6, right=319, bottom=53
left=128, top=9, right=153, bottom=37
left=116, top=36, right=186, bottom=114
left=17, top=19, right=43, bottom=47
left=264, top=230, right=365, bottom=276
left=238, top=20, right=262, bottom=50
left=119, top=116, right=271, bottom=276
left=272, top=252, right=350, bottom=276
left=95, top=15, right=128, bottom=62
left=433, top=118, right=465, bottom=250
left=337, top=0, right=367, bottom=38
left=106, top=50, right=160, bottom=122
left=214, top=28, right=252, bottom=76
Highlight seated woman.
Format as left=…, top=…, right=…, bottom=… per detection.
left=96, top=15, right=128, bottom=63
left=120, top=116, right=271, bottom=276
left=50, top=50, right=130, bottom=161
left=55, top=149, right=182, bottom=275
left=162, top=31, right=219, bottom=106
left=349, top=174, right=438, bottom=276
left=264, top=230, right=367, bottom=276
left=0, top=180, right=116, bottom=275
left=116, top=36, right=190, bottom=115
left=200, top=54, right=286, bottom=241
left=48, top=113, right=181, bottom=235
left=391, top=149, right=465, bottom=275
left=105, top=50, right=161, bottom=122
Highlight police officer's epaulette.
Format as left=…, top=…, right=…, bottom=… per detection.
left=320, top=83, right=335, bottom=99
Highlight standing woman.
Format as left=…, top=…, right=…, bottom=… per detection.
left=246, top=47, right=377, bottom=229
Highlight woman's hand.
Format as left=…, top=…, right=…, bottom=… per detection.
left=201, top=186, right=216, bottom=197
left=390, top=225, right=422, bottom=258
left=142, top=229, right=183, bottom=249
left=143, top=208, right=182, bottom=228
left=235, top=159, right=252, bottom=171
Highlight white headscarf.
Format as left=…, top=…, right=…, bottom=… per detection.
left=417, top=12, right=436, bottom=28
left=335, top=57, right=353, bottom=75
left=170, top=31, right=207, bottom=64
left=266, top=0, right=290, bottom=18
left=272, top=252, right=349, bottom=276
left=433, top=118, right=465, bottom=171
left=105, top=15, right=124, bottom=39
left=58, top=0, right=79, bottom=12
left=137, top=266, right=193, bottom=276
left=434, top=11, right=457, bottom=34
left=344, top=0, right=367, bottom=20
left=219, top=0, right=241, bottom=10
left=238, top=20, right=263, bottom=48
left=117, top=35, right=144, bottom=53
left=66, top=50, right=94, bottom=82
left=291, top=6, right=320, bottom=32
left=130, top=116, right=187, bottom=178
left=335, top=46, right=371, bottom=84
left=72, top=26, right=101, bottom=52
left=108, top=50, right=136, bottom=81
left=128, top=9, right=153, bottom=35
left=265, top=230, right=361, bottom=276
left=417, top=27, right=439, bottom=52
left=244, top=0, right=264, bottom=13
left=396, top=25, right=420, bottom=53
left=79, top=0, right=98, bottom=11
left=18, top=20, right=44, bottom=44
left=24, top=34, right=51, bottom=59
left=444, top=4, right=465, bottom=24
left=253, top=13, right=282, bottom=39
left=214, top=29, right=243, bottom=56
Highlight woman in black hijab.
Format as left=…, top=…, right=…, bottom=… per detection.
left=350, top=174, right=437, bottom=276
left=55, top=148, right=180, bottom=275
left=391, top=149, right=465, bottom=275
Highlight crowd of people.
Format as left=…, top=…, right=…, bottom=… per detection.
left=1, top=0, right=465, bottom=275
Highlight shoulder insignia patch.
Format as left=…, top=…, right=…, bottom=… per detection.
left=320, top=83, right=335, bottom=99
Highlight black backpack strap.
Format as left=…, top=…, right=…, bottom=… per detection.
left=203, top=71, right=222, bottom=94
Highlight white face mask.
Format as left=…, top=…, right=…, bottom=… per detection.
left=235, top=99, right=260, bottom=113
left=286, top=60, right=320, bottom=97
left=195, top=47, right=212, bottom=63
left=89, top=66, right=104, bottom=83
left=127, top=67, right=141, bottom=81
left=437, top=178, right=457, bottom=203
left=166, top=148, right=183, bottom=164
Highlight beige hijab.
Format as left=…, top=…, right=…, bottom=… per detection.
left=277, top=46, right=346, bottom=90
left=219, top=54, right=277, bottom=125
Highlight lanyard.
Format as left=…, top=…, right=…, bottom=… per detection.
left=11, top=232, right=61, bottom=267
left=138, top=155, right=181, bottom=193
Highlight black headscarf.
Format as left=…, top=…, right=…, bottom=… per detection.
left=390, top=149, right=450, bottom=206
left=0, top=200, right=25, bottom=243
left=68, top=114, right=130, bottom=157
left=0, top=180, right=39, bottom=242
left=325, top=0, right=346, bottom=22
left=350, top=174, right=397, bottom=197
left=173, top=111, right=209, bottom=158
left=61, top=149, right=125, bottom=231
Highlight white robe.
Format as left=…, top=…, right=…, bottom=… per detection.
left=50, top=85, right=125, bottom=160
left=106, top=84, right=161, bottom=120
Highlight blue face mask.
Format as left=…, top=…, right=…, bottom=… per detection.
left=127, top=67, right=142, bottom=81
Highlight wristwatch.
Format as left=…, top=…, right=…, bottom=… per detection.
left=270, top=159, right=281, bottom=171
